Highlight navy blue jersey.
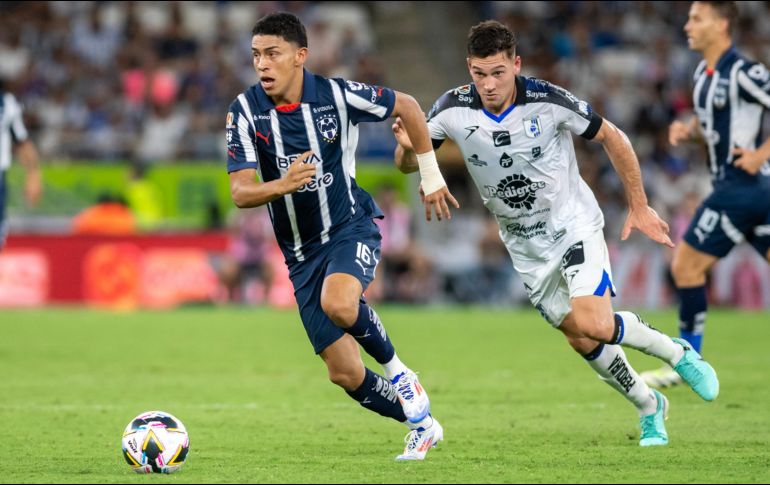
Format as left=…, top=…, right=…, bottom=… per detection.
left=226, top=69, right=395, bottom=264
left=0, top=91, right=29, bottom=171
left=692, top=46, right=770, bottom=189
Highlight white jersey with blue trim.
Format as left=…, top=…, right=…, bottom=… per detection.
left=0, top=92, right=29, bottom=171
left=226, top=69, right=395, bottom=264
left=692, top=46, right=770, bottom=189
left=427, top=76, right=605, bottom=262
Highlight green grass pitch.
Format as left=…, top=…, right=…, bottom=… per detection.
left=1, top=306, right=768, bottom=483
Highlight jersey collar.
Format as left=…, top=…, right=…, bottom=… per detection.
left=513, top=76, right=527, bottom=105
left=714, top=44, right=739, bottom=73
left=254, top=68, right=318, bottom=112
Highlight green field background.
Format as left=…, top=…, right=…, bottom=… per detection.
left=1, top=307, right=768, bottom=483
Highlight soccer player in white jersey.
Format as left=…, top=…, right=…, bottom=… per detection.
left=393, top=20, right=719, bottom=446
left=0, top=83, right=41, bottom=249
left=226, top=13, right=458, bottom=460
left=641, top=1, right=770, bottom=389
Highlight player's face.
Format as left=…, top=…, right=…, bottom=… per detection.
left=467, top=52, right=521, bottom=113
left=684, top=2, right=728, bottom=52
left=252, top=35, right=307, bottom=99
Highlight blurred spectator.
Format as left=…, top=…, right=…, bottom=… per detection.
left=3, top=1, right=383, bottom=162
left=125, top=162, right=164, bottom=231
left=72, top=194, right=136, bottom=235
left=217, top=207, right=274, bottom=304
left=374, top=184, right=437, bottom=303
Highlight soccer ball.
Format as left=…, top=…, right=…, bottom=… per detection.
left=121, top=410, right=190, bottom=474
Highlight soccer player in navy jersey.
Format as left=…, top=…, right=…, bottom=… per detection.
left=225, top=13, right=458, bottom=460
left=0, top=84, right=41, bottom=249
left=642, top=1, right=770, bottom=389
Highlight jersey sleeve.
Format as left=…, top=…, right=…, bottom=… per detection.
left=338, top=79, right=396, bottom=125
left=226, top=98, right=260, bottom=174
left=426, top=90, right=461, bottom=149
left=737, top=61, right=770, bottom=109
left=546, top=82, right=603, bottom=140
left=6, top=94, right=29, bottom=143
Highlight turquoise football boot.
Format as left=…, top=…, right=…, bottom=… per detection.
left=671, top=337, right=720, bottom=401
left=639, top=389, right=669, bottom=447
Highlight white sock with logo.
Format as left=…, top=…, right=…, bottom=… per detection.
left=583, top=343, right=657, bottom=416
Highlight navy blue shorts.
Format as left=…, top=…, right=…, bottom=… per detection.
left=0, top=171, right=6, bottom=249
left=683, top=186, right=770, bottom=258
left=288, top=217, right=382, bottom=354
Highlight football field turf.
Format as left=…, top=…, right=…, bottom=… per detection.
left=1, top=306, right=768, bottom=483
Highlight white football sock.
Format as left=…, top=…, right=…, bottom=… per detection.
left=383, top=354, right=408, bottom=382
left=584, top=343, right=658, bottom=416
left=614, top=311, right=685, bottom=367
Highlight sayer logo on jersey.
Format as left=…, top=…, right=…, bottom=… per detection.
left=484, top=174, right=546, bottom=210
left=523, top=116, right=542, bottom=138
left=316, top=114, right=338, bottom=142
left=492, top=131, right=511, bottom=147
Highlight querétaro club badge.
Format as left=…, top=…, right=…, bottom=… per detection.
left=317, top=115, right=339, bottom=143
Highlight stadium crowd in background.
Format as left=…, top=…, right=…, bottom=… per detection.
left=1, top=1, right=769, bottom=306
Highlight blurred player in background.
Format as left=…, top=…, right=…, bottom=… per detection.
left=225, top=13, right=458, bottom=460
left=394, top=20, right=718, bottom=447
left=0, top=82, right=41, bottom=249
left=642, top=1, right=770, bottom=389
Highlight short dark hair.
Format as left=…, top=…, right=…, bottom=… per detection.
left=696, top=1, right=739, bottom=35
left=252, top=12, right=308, bottom=48
left=467, top=20, right=517, bottom=59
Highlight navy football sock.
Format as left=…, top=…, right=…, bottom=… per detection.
left=344, top=303, right=395, bottom=364
left=677, top=286, right=707, bottom=353
left=346, top=368, right=406, bottom=422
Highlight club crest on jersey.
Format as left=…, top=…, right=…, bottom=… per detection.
left=713, top=86, right=727, bottom=109
left=226, top=112, right=234, bottom=128
left=317, top=114, right=339, bottom=143
left=523, top=116, right=542, bottom=138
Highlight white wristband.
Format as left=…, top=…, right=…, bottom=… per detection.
left=416, top=151, right=446, bottom=195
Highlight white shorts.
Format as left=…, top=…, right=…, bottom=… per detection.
left=511, top=230, right=616, bottom=327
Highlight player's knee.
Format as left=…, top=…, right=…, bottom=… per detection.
left=573, top=313, right=614, bottom=343
left=671, top=252, right=702, bottom=285
left=321, top=298, right=357, bottom=328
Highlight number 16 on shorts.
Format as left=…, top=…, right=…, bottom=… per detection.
left=355, top=242, right=378, bottom=276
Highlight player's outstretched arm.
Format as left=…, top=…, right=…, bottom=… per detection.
left=229, top=151, right=316, bottom=208
left=392, top=117, right=418, bottom=174
left=593, top=120, right=674, bottom=248
left=390, top=92, right=459, bottom=221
